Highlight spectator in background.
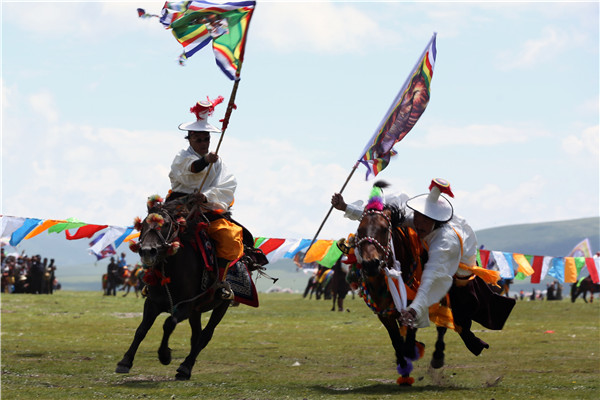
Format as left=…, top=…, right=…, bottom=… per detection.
left=106, top=257, right=119, bottom=296
left=29, top=255, right=45, bottom=294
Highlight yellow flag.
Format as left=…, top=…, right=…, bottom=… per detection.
left=304, top=240, right=333, bottom=263
left=513, top=253, right=534, bottom=276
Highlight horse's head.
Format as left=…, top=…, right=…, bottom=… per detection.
left=355, top=181, right=404, bottom=277
left=134, top=196, right=184, bottom=268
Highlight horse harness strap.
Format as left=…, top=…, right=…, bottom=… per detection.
left=355, top=208, right=393, bottom=268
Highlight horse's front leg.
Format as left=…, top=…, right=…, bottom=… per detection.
left=378, top=315, right=412, bottom=385
left=158, top=314, right=179, bottom=366
left=431, top=326, right=447, bottom=369
left=176, top=301, right=229, bottom=380
left=116, top=299, right=161, bottom=373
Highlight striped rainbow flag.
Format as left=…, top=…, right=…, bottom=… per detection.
left=142, top=0, right=256, bottom=80
left=359, top=33, right=437, bottom=179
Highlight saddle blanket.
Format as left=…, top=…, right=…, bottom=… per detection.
left=226, top=260, right=259, bottom=308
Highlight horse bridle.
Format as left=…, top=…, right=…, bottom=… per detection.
left=355, top=208, right=393, bottom=270
left=139, top=208, right=181, bottom=251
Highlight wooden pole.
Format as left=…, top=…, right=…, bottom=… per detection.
left=197, top=62, right=244, bottom=193
left=305, top=160, right=360, bottom=255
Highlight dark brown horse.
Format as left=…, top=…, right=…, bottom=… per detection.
left=352, top=182, right=447, bottom=386
left=571, top=275, right=600, bottom=303
left=115, top=198, right=232, bottom=380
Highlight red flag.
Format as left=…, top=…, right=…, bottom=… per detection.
left=65, top=224, right=108, bottom=240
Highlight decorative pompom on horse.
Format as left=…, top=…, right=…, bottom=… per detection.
left=133, top=216, right=143, bottom=232
left=176, top=217, right=187, bottom=233
left=146, top=213, right=165, bottom=229
left=129, top=241, right=140, bottom=253
left=166, top=239, right=181, bottom=256
left=147, top=194, right=164, bottom=210
left=366, top=181, right=386, bottom=211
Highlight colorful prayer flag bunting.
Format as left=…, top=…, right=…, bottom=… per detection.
left=1, top=213, right=598, bottom=283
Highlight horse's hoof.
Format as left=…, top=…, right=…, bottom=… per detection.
left=430, top=356, right=444, bottom=369
left=115, top=364, right=131, bottom=374
left=175, top=365, right=191, bottom=381
left=158, top=347, right=172, bottom=365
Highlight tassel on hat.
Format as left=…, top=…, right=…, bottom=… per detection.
left=178, top=96, right=224, bottom=132
left=190, top=96, right=225, bottom=120
left=406, top=178, right=454, bottom=222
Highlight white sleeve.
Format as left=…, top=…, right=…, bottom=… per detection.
left=410, top=227, right=461, bottom=326
left=343, top=200, right=364, bottom=221
left=203, top=160, right=237, bottom=211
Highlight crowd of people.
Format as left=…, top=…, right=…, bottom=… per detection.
left=1, top=247, right=60, bottom=294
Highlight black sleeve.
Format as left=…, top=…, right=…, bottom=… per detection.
left=191, top=157, right=208, bottom=173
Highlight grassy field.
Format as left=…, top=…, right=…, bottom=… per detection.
left=1, top=291, right=599, bottom=399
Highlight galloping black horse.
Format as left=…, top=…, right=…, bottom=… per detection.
left=352, top=182, right=449, bottom=385
left=115, top=198, right=232, bottom=380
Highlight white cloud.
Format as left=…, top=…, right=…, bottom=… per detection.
left=497, top=27, right=569, bottom=70
left=254, top=2, right=396, bottom=54
left=408, top=123, right=549, bottom=147
left=29, top=91, right=59, bottom=124
left=562, top=125, right=600, bottom=156
left=3, top=1, right=166, bottom=38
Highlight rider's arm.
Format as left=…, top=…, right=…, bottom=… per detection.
left=409, top=228, right=461, bottom=326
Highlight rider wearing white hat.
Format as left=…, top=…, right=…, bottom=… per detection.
left=332, top=178, right=515, bottom=357
left=167, top=97, right=244, bottom=292
left=168, top=96, right=237, bottom=212
left=401, top=178, right=514, bottom=356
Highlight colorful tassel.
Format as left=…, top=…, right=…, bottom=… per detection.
left=129, top=241, right=140, bottom=253
left=366, top=185, right=384, bottom=211
left=396, top=359, right=413, bottom=376
left=396, top=376, right=415, bottom=386
left=167, top=240, right=181, bottom=256
left=190, top=96, right=225, bottom=119
left=133, top=216, right=143, bottom=232
left=429, top=178, right=454, bottom=198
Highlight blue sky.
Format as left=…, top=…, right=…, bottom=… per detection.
left=2, top=1, right=599, bottom=244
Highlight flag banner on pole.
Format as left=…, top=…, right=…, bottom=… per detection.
left=139, top=0, right=256, bottom=79
left=359, top=33, right=437, bottom=179
left=567, top=238, right=592, bottom=257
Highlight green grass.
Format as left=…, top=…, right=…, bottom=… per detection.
left=1, top=291, right=599, bottom=399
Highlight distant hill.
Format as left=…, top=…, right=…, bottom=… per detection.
left=476, top=217, right=599, bottom=257
left=6, top=216, right=599, bottom=292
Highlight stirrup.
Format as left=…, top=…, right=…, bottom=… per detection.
left=216, top=281, right=234, bottom=300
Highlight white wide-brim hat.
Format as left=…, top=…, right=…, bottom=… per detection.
left=178, top=97, right=223, bottom=133
left=406, top=178, right=454, bottom=222
left=178, top=119, right=220, bottom=133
